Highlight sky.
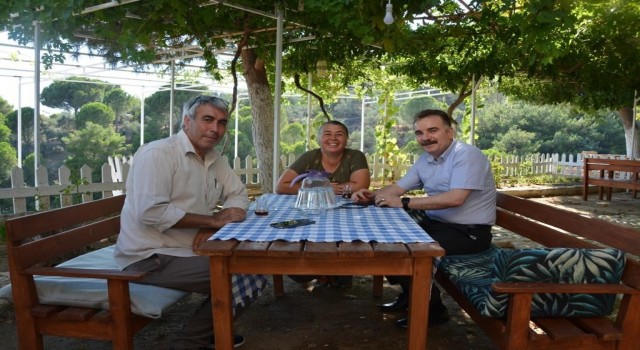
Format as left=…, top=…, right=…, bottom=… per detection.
left=0, top=31, right=236, bottom=115
left=0, top=32, right=142, bottom=112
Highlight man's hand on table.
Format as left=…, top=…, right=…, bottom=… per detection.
left=213, top=207, right=247, bottom=226
left=352, top=189, right=402, bottom=208
left=352, top=189, right=375, bottom=205
left=191, top=208, right=247, bottom=250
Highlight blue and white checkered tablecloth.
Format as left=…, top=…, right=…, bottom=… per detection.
left=211, top=194, right=434, bottom=243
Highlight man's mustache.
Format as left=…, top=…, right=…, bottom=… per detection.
left=420, top=140, right=437, bottom=146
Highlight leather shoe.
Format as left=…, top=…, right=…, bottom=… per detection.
left=378, top=293, right=409, bottom=312
left=395, top=307, right=450, bottom=329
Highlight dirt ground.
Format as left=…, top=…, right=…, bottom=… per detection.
left=1, top=191, right=638, bottom=350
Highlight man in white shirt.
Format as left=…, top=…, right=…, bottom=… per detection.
left=115, top=95, right=266, bottom=349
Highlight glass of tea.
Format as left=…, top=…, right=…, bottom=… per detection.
left=342, top=184, right=352, bottom=199
left=255, top=194, right=270, bottom=216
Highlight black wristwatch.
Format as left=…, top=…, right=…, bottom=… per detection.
left=401, top=197, right=410, bottom=210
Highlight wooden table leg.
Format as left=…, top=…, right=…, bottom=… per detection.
left=407, top=257, right=433, bottom=350
left=373, top=275, right=384, bottom=298
left=209, top=256, right=234, bottom=350
left=272, top=274, right=285, bottom=297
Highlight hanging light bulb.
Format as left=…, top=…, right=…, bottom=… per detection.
left=383, top=0, right=394, bottom=25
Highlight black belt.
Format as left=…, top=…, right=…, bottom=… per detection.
left=466, top=224, right=491, bottom=230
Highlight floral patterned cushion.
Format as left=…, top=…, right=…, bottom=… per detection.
left=439, top=247, right=626, bottom=318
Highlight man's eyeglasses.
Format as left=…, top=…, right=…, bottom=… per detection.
left=186, top=95, right=229, bottom=112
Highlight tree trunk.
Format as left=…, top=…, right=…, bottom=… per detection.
left=619, top=107, right=640, bottom=158
left=241, top=48, right=275, bottom=192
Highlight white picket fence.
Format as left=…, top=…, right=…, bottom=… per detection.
left=0, top=152, right=627, bottom=215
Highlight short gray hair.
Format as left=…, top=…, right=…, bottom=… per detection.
left=181, top=95, right=230, bottom=128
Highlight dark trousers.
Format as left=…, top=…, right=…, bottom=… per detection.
left=386, top=217, right=493, bottom=309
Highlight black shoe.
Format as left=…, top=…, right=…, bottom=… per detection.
left=379, top=293, right=409, bottom=312
left=395, top=318, right=408, bottom=329
left=204, top=335, right=245, bottom=349
left=394, top=307, right=450, bottom=329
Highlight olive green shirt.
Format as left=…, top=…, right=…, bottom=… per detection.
left=288, top=148, right=369, bottom=183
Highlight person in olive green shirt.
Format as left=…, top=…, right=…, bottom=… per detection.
left=276, top=120, right=370, bottom=196
left=276, top=120, right=370, bottom=288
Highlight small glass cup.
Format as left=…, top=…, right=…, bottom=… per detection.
left=255, top=194, right=270, bottom=216
left=342, top=184, right=352, bottom=200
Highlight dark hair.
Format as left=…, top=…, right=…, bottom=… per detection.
left=413, top=109, right=455, bottom=127
left=318, top=120, right=349, bottom=138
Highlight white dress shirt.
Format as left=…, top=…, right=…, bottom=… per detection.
left=115, top=130, right=248, bottom=269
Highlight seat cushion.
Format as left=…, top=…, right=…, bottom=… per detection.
left=0, top=245, right=268, bottom=319
left=439, top=247, right=626, bottom=318
left=0, top=246, right=188, bottom=319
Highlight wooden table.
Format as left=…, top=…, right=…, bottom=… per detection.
left=197, top=240, right=443, bottom=349
left=196, top=196, right=444, bottom=349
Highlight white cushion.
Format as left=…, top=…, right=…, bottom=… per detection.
left=0, top=245, right=188, bottom=319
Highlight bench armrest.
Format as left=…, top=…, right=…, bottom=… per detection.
left=492, top=282, right=639, bottom=294
left=24, top=266, right=147, bottom=281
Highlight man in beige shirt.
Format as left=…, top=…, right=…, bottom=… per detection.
left=115, top=95, right=266, bottom=349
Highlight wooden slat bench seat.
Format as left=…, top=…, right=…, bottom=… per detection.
left=435, top=192, right=640, bottom=350
left=583, top=157, right=640, bottom=200
left=2, top=195, right=188, bottom=350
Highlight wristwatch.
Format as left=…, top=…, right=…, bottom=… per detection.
left=401, top=197, right=410, bottom=210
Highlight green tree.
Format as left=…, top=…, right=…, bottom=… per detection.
left=497, top=0, right=640, bottom=157
left=40, top=77, right=111, bottom=115
left=280, top=122, right=307, bottom=156
left=3, top=0, right=636, bottom=181
left=229, top=104, right=257, bottom=160
left=0, top=96, right=13, bottom=116
left=0, top=113, right=17, bottom=182
left=2, top=1, right=401, bottom=192
left=21, top=153, right=36, bottom=187
left=400, top=139, right=422, bottom=156
left=5, top=107, right=35, bottom=151
left=475, top=99, right=626, bottom=155
left=104, top=87, right=139, bottom=132
left=62, top=122, right=127, bottom=182
left=39, top=113, right=71, bottom=180
left=492, top=128, right=540, bottom=156
left=75, top=102, right=115, bottom=129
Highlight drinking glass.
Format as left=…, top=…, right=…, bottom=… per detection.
left=342, top=184, right=352, bottom=200
left=255, top=194, right=270, bottom=216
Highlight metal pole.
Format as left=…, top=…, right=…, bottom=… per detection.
left=272, top=8, right=284, bottom=190
left=360, top=97, right=365, bottom=152
left=17, top=76, right=22, bottom=167
left=306, top=72, right=312, bottom=151
left=33, top=21, right=41, bottom=187
left=234, top=97, right=240, bottom=158
left=470, top=73, right=476, bottom=145
left=140, top=87, right=145, bottom=146
left=632, top=90, right=638, bottom=159
left=169, top=60, right=175, bottom=135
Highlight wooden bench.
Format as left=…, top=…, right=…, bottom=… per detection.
left=435, top=192, right=640, bottom=350
left=3, top=195, right=187, bottom=350
left=583, top=157, right=640, bottom=200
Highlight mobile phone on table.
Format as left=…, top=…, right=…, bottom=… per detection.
left=270, top=219, right=315, bottom=229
